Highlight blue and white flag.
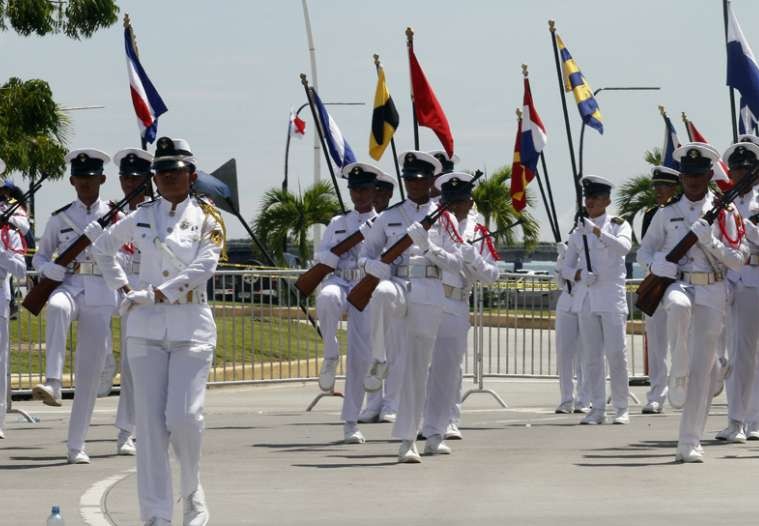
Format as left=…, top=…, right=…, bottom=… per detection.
left=311, top=88, right=356, bottom=168
left=727, top=1, right=759, bottom=122
left=739, top=96, right=759, bottom=135
left=661, top=112, right=681, bottom=170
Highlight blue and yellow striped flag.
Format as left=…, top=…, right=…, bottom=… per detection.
left=556, top=34, right=603, bottom=134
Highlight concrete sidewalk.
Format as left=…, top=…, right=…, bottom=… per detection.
left=1, top=379, right=758, bottom=525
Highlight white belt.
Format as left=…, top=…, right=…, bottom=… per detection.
left=679, top=271, right=723, bottom=286
left=333, top=268, right=365, bottom=281
left=443, top=283, right=469, bottom=301
left=67, top=262, right=102, bottom=276
left=394, top=264, right=441, bottom=279
left=749, top=255, right=759, bottom=266
left=155, top=289, right=207, bottom=305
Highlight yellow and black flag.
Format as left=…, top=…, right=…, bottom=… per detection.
left=369, top=61, right=400, bottom=160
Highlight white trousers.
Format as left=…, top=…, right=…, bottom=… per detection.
left=745, top=354, right=759, bottom=426
left=115, top=311, right=135, bottom=435
left=578, top=300, right=629, bottom=412
left=127, top=337, right=213, bottom=523
left=363, top=318, right=405, bottom=416
left=422, top=310, right=469, bottom=438
left=644, top=307, right=669, bottom=405
left=725, top=284, right=759, bottom=423
left=316, top=281, right=372, bottom=423
left=46, top=290, right=114, bottom=452
left=664, top=285, right=724, bottom=449
left=556, top=309, right=589, bottom=406
left=0, top=311, right=9, bottom=431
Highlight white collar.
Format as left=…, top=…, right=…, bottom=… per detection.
left=75, top=198, right=102, bottom=214
left=159, top=195, right=191, bottom=217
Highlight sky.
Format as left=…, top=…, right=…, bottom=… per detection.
left=1, top=0, right=756, bottom=241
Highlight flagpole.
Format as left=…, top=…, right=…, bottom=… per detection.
left=406, top=27, right=420, bottom=150
left=300, top=73, right=346, bottom=214
left=723, top=0, right=739, bottom=142
left=680, top=110, right=694, bottom=142
left=373, top=54, right=405, bottom=200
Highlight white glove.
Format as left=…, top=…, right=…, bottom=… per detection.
left=365, top=259, right=391, bottom=280
left=555, top=242, right=567, bottom=259
left=744, top=218, right=759, bottom=245
left=461, top=244, right=477, bottom=264
left=580, top=269, right=597, bottom=286
left=41, top=262, right=66, bottom=281
left=314, top=250, right=339, bottom=268
left=126, top=287, right=155, bottom=305
left=83, top=221, right=104, bottom=243
left=690, top=218, right=713, bottom=244
left=651, top=252, right=678, bottom=279
left=407, top=222, right=430, bottom=251
left=118, top=296, right=134, bottom=317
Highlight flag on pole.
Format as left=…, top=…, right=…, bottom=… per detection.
left=556, top=33, right=603, bottom=134
left=408, top=45, right=454, bottom=156
left=311, top=88, right=356, bottom=168
left=289, top=110, right=306, bottom=139
left=661, top=112, right=681, bottom=170
left=726, top=1, right=759, bottom=123
left=369, top=63, right=400, bottom=161
left=519, top=77, right=548, bottom=173
left=739, top=97, right=759, bottom=134
left=685, top=119, right=731, bottom=185
left=511, top=116, right=532, bottom=212
left=124, top=24, right=167, bottom=145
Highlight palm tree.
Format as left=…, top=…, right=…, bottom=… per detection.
left=253, top=181, right=341, bottom=265
left=471, top=165, right=540, bottom=248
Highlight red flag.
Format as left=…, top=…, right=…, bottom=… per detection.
left=408, top=46, right=454, bottom=157
left=511, top=117, right=533, bottom=212
left=289, top=110, right=306, bottom=139
left=685, top=120, right=732, bottom=191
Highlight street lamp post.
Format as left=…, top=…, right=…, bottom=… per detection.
left=578, top=86, right=660, bottom=177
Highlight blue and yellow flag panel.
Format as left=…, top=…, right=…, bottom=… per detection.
left=556, top=34, right=603, bottom=134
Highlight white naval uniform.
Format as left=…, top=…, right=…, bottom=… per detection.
left=561, top=214, right=632, bottom=416
left=359, top=199, right=462, bottom=441
left=93, top=195, right=221, bottom=523
left=554, top=248, right=589, bottom=409
left=422, top=215, right=498, bottom=439
left=724, top=189, right=759, bottom=426
left=0, top=227, right=27, bottom=431
left=637, top=192, right=746, bottom=452
left=32, top=199, right=118, bottom=452
left=315, top=209, right=375, bottom=424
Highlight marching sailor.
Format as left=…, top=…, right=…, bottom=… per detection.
left=640, top=166, right=681, bottom=414
left=561, top=175, right=632, bottom=425
left=31, top=149, right=119, bottom=464
left=92, top=137, right=222, bottom=525
left=315, top=162, right=379, bottom=443
left=637, top=143, right=747, bottom=462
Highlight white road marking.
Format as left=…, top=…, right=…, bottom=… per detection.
left=80, top=468, right=135, bottom=526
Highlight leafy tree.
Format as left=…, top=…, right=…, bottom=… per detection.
left=471, top=165, right=540, bottom=248
left=1, top=0, right=119, bottom=39
left=614, top=147, right=667, bottom=244
left=253, top=181, right=340, bottom=265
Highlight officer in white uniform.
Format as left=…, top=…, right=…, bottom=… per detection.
left=561, top=175, right=632, bottom=425
left=0, top=158, right=27, bottom=440
left=421, top=172, right=499, bottom=454
left=109, top=148, right=153, bottom=457
left=637, top=143, right=747, bottom=462
left=640, top=166, right=681, bottom=414
left=359, top=172, right=403, bottom=423
left=315, top=162, right=380, bottom=443
left=31, top=149, right=119, bottom=464
left=359, top=150, right=462, bottom=463
left=92, top=137, right=221, bottom=526
left=716, top=142, right=759, bottom=443
left=554, top=241, right=590, bottom=414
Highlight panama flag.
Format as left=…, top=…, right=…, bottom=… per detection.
left=519, top=76, right=547, bottom=173
left=124, top=26, right=167, bottom=144
left=289, top=109, right=306, bottom=139
left=311, top=88, right=356, bottom=168
left=726, top=1, right=759, bottom=123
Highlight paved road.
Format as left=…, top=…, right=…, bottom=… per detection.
left=2, top=379, right=756, bottom=525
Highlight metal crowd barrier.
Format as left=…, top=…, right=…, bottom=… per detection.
left=9, top=270, right=649, bottom=397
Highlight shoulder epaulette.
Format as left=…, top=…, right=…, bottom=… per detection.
left=138, top=197, right=159, bottom=208
left=51, top=203, right=72, bottom=216
left=663, top=194, right=682, bottom=207
left=610, top=216, right=624, bottom=225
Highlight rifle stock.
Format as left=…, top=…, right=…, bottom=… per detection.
left=295, top=229, right=366, bottom=296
